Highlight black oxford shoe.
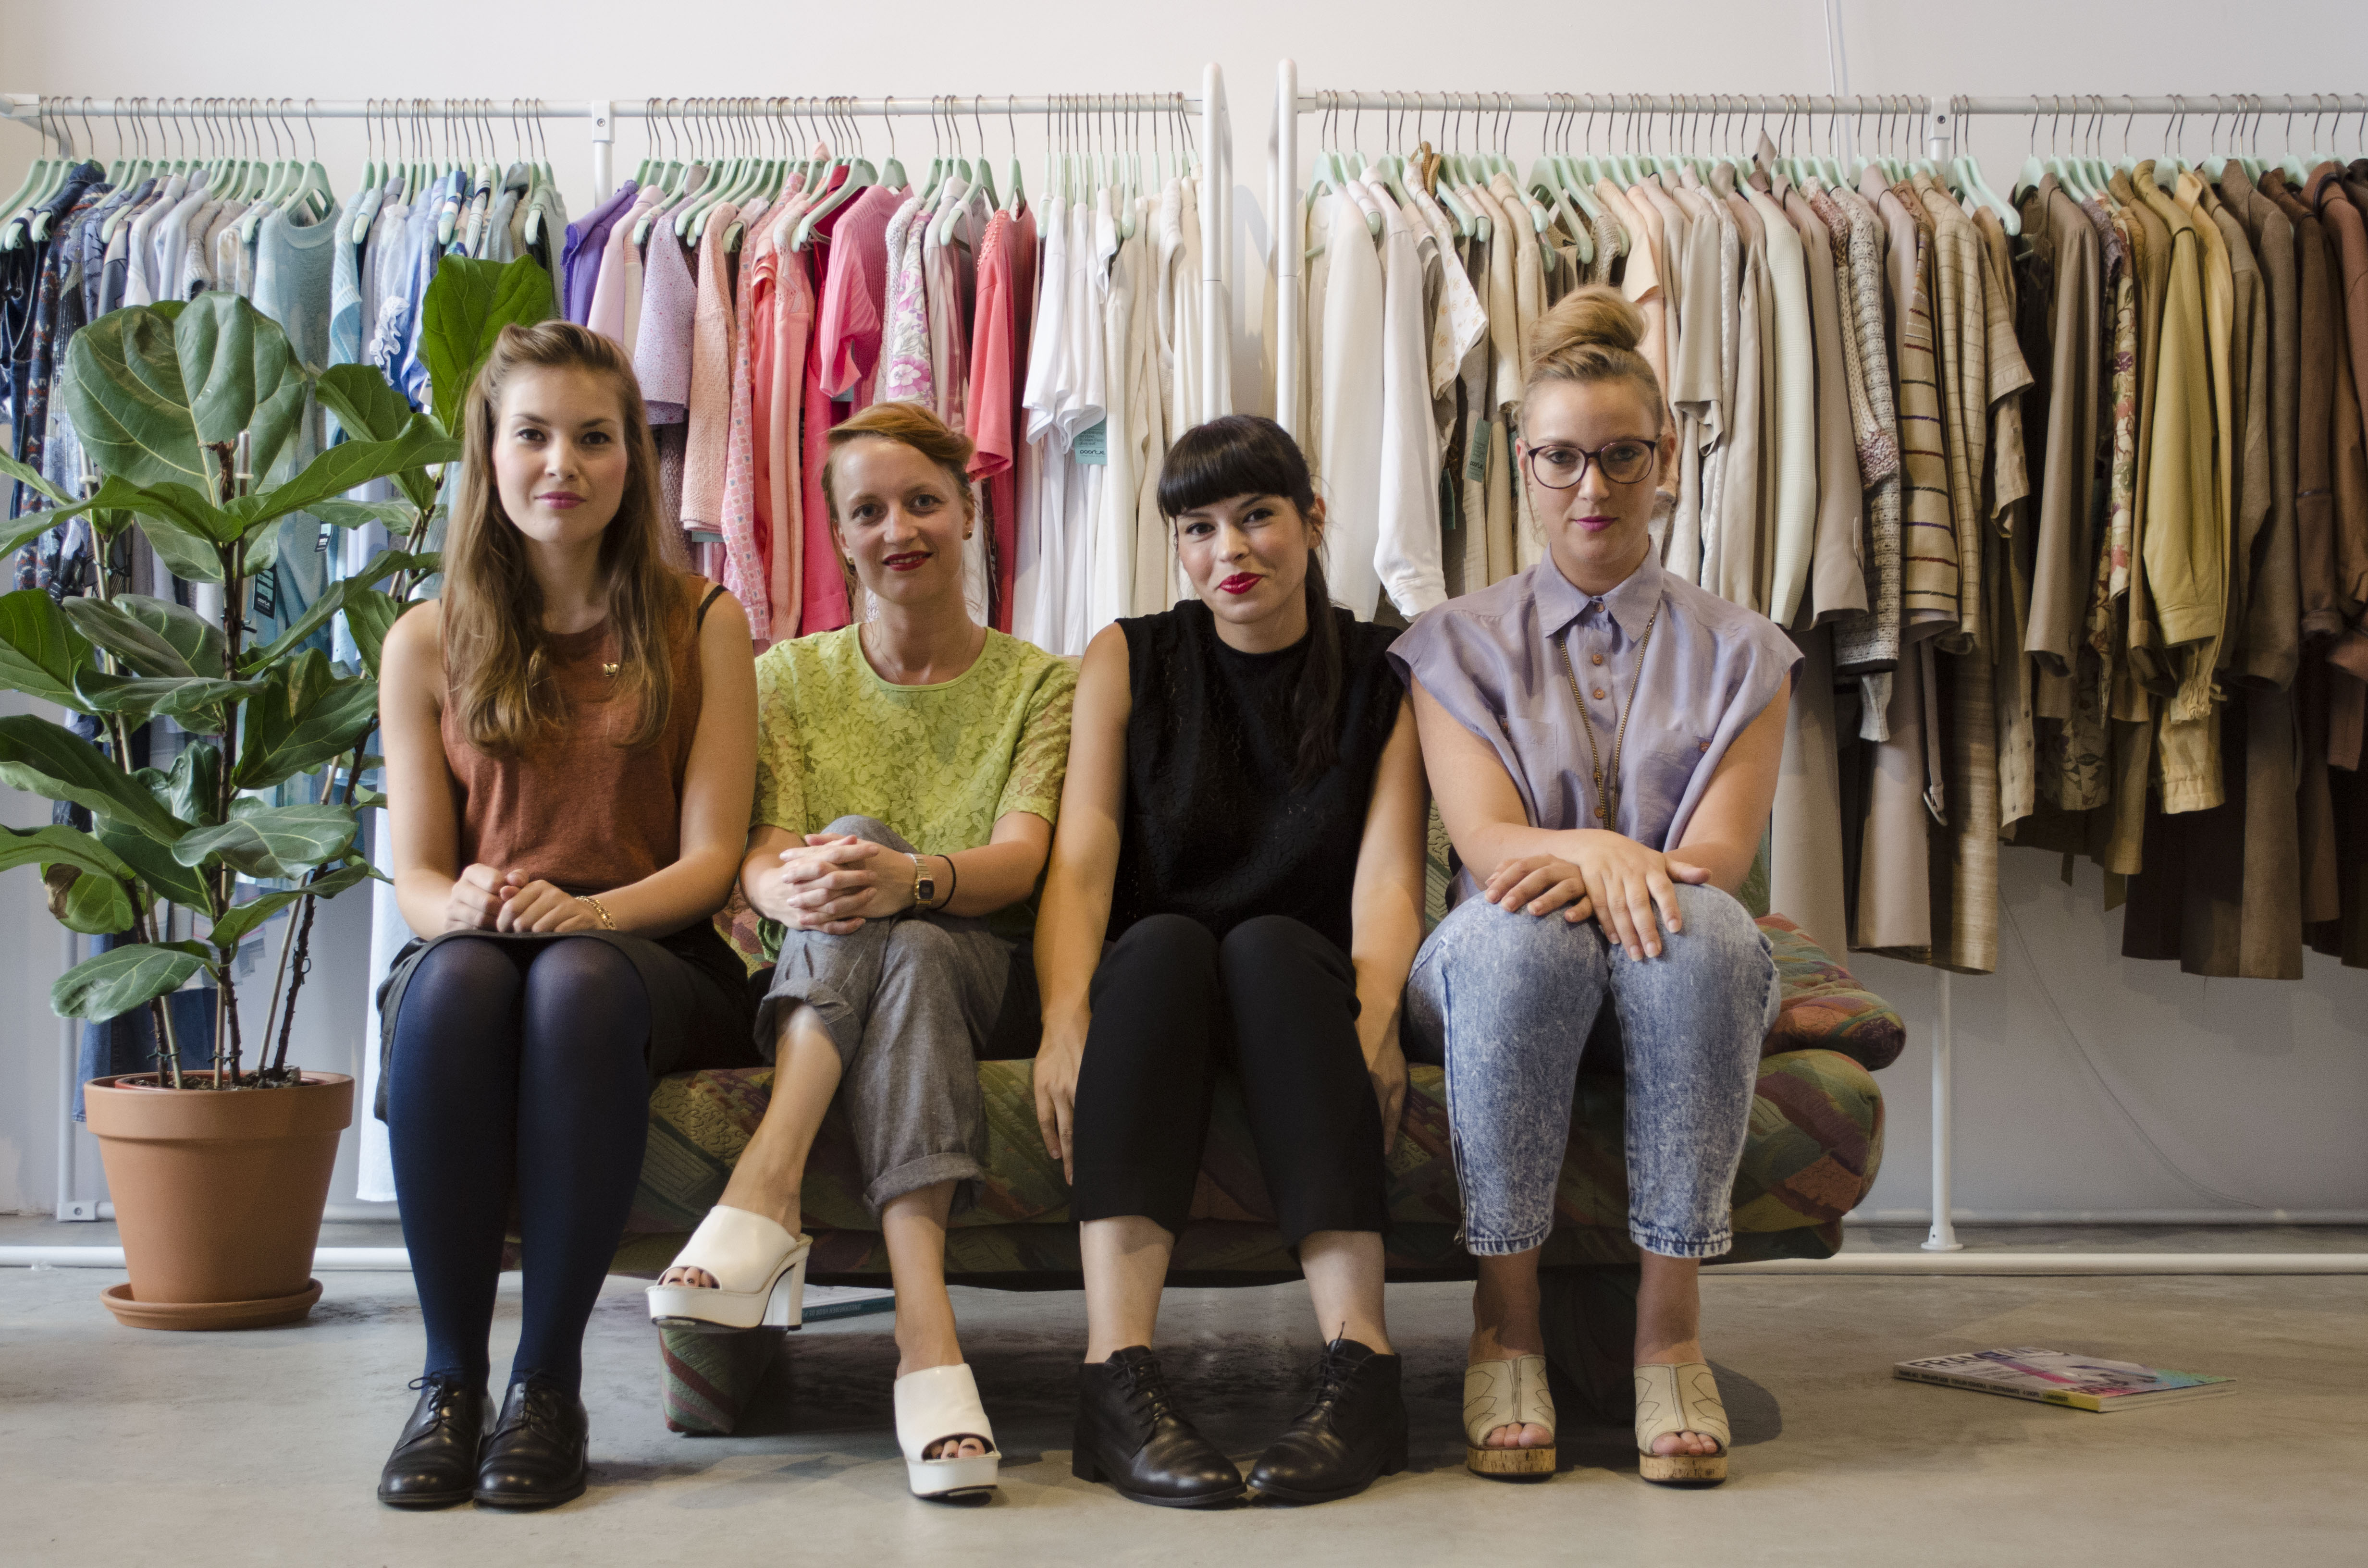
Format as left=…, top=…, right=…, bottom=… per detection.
left=377, top=1373, right=490, bottom=1509
left=473, top=1376, right=589, bottom=1510
left=1246, top=1336, right=1409, bottom=1504
left=1073, top=1346, right=1246, bottom=1507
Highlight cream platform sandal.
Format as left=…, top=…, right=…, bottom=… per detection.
left=645, top=1206, right=810, bottom=1333
left=894, top=1363, right=1001, bottom=1500
left=1633, top=1362, right=1730, bottom=1484
left=1462, top=1354, right=1556, bottom=1477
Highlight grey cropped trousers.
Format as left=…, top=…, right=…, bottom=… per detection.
left=756, top=816, right=1036, bottom=1217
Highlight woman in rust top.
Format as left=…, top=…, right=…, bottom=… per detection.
left=373, top=321, right=759, bottom=1511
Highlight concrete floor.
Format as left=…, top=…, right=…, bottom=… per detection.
left=3, top=1221, right=2364, bottom=1566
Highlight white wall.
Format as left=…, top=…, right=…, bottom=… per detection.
left=4, top=0, right=2366, bottom=1217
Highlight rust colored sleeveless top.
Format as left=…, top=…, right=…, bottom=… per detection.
left=441, top=583, right=721, bottom=895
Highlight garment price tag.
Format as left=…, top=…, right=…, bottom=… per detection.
left=1466, top=418, right=1492, bottom=482
left=1073, top=418, right=1109, bottom=466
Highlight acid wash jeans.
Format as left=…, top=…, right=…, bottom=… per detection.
left=1404, top=882, right=1779, bottom=1260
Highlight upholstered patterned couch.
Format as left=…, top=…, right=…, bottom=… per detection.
left=611, top=905, right=1899, bottom=1434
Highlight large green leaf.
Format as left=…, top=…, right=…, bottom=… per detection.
left=313, top=363, right=419, bottom=445
left=241, top=510, right=292, bottom=577
left=422, top=255, right=555, bottom=435
left=343, top=590, right=409, bottom=678
left=1, top=822, right=139, bottom=929
left=241, top=550, right=437, bottom=671
left=0, top=713, right=188, bottom=841
left=0, top=589, right=96, bottom=711
left=85, top=472, right=240, bottom=544
left=73, top=667, right=266, bottom=731
left=53, top=865, right=136, bottom=934
left=205, top=860, right=374, bottom=948
left=0, top=448, right=79, bottom=511
left=0, top=822, right=137, bottom=881
left=310, top=498, right=420, bottom=532
left=172, top=803, right=356, bottom=879
left=234, top=649, right=378, bottom=789
left=52, top=942, right=210, bottom=1021
left=226, top=416, right=462, bottom=532
left=150, top=740, right=224, bottom=831
left=0, top=511, right=69, bottom=560
left=62, top=593, right=227, bottom=679
left=96, top=814, right=215, bottom=913
left=61, top=294, right=309, bottom=496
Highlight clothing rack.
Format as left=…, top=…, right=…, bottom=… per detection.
left=6, top=73, right=1237, bottom=1227
left=0, top=73, right=1236, bottom=426
left=1270, top=63, right=2368, bottom=1267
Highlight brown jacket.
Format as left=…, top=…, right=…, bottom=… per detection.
left=2221, top=164, right=2303, bottom=689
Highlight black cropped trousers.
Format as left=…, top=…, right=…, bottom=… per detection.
left=1069, top=913, right=1388, bottom=1247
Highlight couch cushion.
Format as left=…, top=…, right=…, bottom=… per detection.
left=617, top=1043, right=1883, bottom=1278
left=1760, top=914, right=1905, bottom=1070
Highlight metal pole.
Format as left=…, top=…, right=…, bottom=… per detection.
left=1200, top=64, right=1226, bottom=425
left=589, top=98, right=613, bottom=206
left=54, top=928, right=94, bottom=1221
left=1274, top=59, right=1301, bottom=441
left=1924, top=971, right=1964, bottom=1252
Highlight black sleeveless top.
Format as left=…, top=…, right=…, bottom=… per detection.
left=1110, top=601, right=1406, bottom=954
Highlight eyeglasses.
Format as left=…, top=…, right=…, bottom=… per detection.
left=1522, top=437, right=1658, bottom=490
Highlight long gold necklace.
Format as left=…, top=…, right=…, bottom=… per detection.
left=1557, top=606, right=1659, bottom=829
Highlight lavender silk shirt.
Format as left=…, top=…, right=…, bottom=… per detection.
left=1390, top=553, right=1799, bottom=906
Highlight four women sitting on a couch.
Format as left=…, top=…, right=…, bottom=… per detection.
left=377, top=287, right=1793, bottom=1511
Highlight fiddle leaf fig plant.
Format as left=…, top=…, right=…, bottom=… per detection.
left=0, top=290, right=459, bottom=1088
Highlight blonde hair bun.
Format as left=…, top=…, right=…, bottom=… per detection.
left=1529, top=285, right=1646, bottom=361
left=1524, top=284, right=1662, bottom=420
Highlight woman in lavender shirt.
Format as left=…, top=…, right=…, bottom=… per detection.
left=1391, top=288, right=1796, bottom=1489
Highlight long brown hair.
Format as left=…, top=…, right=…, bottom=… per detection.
left=442, top=320, right=688, bottom=755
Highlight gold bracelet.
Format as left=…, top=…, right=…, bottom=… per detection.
left=575, top=894, right=618, bottom=930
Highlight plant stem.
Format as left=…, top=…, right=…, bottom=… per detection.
left=217, top=961, right=244, bottom=1086
left=148, top=994, right=181, bottom=1089
left=269, top=890, right=318, bottom=1079
left=207, top=448, right=245, bottom=1088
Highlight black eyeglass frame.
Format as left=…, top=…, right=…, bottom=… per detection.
left=1521, top=436, right=1660, bottom=490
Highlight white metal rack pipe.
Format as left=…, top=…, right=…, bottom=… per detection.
left=0, top=83, right=1234, bottom=418
left=3, top=1245, right=2362, bottom=1275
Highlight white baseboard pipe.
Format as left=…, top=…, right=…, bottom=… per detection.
left=1723, top=1253, right=2368, bottom=1275
left=1847, top=1209, right=2368, bottom=1225
left=88, top=1201, right=397, bottom=1224
left=0, top=1247, right=410, bottom=1271
left=4, top=1247, right=2364, bottom=1276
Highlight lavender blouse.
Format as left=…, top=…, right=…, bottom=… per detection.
left=1390, top=554, right=1798, bottom=904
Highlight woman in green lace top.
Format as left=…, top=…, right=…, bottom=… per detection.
left=644, top=402, right=1075, bottom=1503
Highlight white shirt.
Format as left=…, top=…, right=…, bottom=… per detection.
left=122, top=174, right=187, bottom=307
left=1318, top=187, right=1386, bottom=618
left=1370, top=184, right=1448, bottom=616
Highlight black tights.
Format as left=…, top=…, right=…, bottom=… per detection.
left=386, top=937, right=652, bottom=1396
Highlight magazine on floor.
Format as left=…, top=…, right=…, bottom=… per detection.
left=1894, top=1348, right=2234, bottom=1412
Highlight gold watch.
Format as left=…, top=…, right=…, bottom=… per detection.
left=909, top=854, right=936, bottom=910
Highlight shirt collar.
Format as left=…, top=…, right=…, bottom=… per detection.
left=1536, top=551, right=1666, bottom=643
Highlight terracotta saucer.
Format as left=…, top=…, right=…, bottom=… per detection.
left=100, top=1279, right=323, bottom=1331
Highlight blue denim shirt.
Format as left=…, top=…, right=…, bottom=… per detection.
left=1391, top=553, right=1798, bottom=903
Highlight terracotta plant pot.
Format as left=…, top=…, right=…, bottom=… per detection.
left=82, top=1072, right=355, bottom=1331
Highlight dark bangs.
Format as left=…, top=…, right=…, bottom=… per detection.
left=1157, top=414, right=1318, bottom=519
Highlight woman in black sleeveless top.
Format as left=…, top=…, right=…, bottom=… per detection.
left=1034, top=416, right=1430, bottom=1508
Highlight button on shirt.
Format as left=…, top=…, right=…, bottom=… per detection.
left=1390, top=552, right=1799, bottom=906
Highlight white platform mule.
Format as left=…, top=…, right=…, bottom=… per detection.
left=644, top=1205, right=810, bottom=1333
left=893, top=1363, right=1001, bottom=1500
